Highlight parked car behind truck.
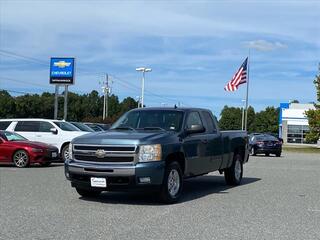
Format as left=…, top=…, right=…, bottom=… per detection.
left=0, top=119, right=88, bottom=161
left=65, top=107, right=249, bottom=203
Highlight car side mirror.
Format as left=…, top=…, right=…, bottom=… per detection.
left=186, top=124, right=205, bottom=135
left=50, top=128, right=58, bottom=135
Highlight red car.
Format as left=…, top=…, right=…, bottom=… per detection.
left=0, top=131, right=59, bottom=167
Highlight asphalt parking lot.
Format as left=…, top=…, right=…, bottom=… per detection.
left=0, top=151, right=319, bottom=240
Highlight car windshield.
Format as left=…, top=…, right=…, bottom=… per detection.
left=53, top=121, right=80, bottom=131
left=4, top=131, right=27, bottom=141
left=71, top=122, right=94, bottom=132
left=111, top=110, right=184, bottom=132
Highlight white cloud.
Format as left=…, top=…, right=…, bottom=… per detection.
left=243, top=40, right=287, bottom=51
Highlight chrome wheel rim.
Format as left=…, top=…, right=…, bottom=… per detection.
left=167, top=169, right=180, bottom=197
left=14, top=151, right=28, bottom=167
left=63, top=147, right=70, bottom=160
left=234, top=159, right=242, bottom=181
left=250, top=148, right=254, bottom=155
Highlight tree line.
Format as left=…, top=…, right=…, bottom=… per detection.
left=218, top=105, right=279, bottom=134
left=0, top=90, right=138, bottom=124
left=0, top=89, right=280, bottom=134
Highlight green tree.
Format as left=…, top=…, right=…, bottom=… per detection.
left=0, top=90, right=15, bottom=118
left=253, top=107, right=279, bottom=134
left=305, top=64, right=320, bottom=143
left=219, top=106, right=242, bottom=130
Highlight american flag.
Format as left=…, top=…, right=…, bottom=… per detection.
left=224, top=57, right=248, bottom=92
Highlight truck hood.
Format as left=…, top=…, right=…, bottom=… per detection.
left=72, top=130, right=176, bottom=145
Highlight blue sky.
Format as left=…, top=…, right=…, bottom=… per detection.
left=0, top=0, right=319, bottom=116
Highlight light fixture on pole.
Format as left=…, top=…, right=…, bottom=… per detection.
left=136, top=67, right=152, bottom=108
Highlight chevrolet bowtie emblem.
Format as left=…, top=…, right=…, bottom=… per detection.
left=53, top=61, right=71, bottom=68
left=95, top=149, right=107, bottom=158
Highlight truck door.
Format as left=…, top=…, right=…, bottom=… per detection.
left=201, top=111, right=223, bottom=171
left=183, top=111, right=208, bottom=176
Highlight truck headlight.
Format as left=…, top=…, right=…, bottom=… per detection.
left=138, top=144, right=162, bottom=162
left=68, top=143, right=73, bottom=159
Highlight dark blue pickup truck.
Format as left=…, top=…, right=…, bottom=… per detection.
left=65, top=107, right=249, bottom=203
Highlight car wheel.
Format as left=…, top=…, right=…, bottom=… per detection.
left=13, top=150, right=30, bottom=168
left=75, top=188, right=101, bottom=198
left=276, top=152, right=281, bottom=157
left=159, top=161, right=183, bottom=204
left=224, top=153, right=243, bottom=186
left=40, top=162, right=51, bottom=167
left=250, top=147, right=256, bottom=156
left=61, top=144, right=70, bottom=161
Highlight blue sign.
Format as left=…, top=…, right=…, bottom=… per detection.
left=50, top=57, right=75, bottom=84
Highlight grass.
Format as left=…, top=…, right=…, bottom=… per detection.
left=283, top=146, right=320, bottom=154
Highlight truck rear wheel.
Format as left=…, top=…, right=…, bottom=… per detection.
left=224, top=153, right=243, bottom=186
left=75, top=188, right=102, bottom=198
left=159, top=161, right=183, bottom=204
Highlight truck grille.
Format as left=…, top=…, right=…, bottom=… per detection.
left=74, top=155, right=134, bottom=162
left=73, top=144, right=137, bottom=163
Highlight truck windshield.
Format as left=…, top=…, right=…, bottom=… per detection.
left=111, top=110, right=184, bottom=132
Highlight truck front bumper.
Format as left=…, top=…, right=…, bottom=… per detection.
left=64, top=160, right=165, bottom=191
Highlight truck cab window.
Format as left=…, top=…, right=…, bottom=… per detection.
left=186, top=112, right=202, bottom=128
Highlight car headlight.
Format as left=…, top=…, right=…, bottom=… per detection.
left=138, top=144, right=162, bottom=162
left=68, top=143, right=73, bottom=159
left=32, top=148, right=44, bottom=153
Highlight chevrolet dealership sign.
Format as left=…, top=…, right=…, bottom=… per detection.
left=50, top=57, right=75, bottom=84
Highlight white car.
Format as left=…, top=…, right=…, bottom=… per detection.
left=0, top=119, right=88, bottom=161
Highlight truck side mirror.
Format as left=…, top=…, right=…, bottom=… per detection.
left=50, top=128, right=58, bottom=135
left=186, top=124, right=205, bottom=135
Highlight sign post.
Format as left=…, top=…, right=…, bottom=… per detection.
left=49, top=57, right=75, bottom=120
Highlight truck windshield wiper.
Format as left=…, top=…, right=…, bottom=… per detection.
left=112, top=126, right=136, bottom=131
left=141, top=127, right=166, bottom=131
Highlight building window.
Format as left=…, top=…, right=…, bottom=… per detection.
left=287, top=125, right=309, bottom=144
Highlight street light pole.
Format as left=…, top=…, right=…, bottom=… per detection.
left=241, top=99, right=245, bottom=130
left=136, top=67, right=152, bottom=108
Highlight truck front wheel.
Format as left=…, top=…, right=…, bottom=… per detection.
left=224, top=154, right=243, bottom=186
left=159, top=162, right=183, bottom=204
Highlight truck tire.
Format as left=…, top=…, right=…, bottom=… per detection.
left=224, top=153, right=243, bottom=186
left=159, top=161, right=183, bottom=204
left=75, top=188, right=101, bottom=198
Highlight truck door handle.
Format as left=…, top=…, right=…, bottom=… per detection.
left=201, top=139, right=208, bottom=144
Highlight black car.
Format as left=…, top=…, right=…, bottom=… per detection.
left=249, top=134, right=282, bottom=157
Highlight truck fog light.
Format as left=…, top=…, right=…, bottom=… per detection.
left=139, top=177, right=151, bottom=184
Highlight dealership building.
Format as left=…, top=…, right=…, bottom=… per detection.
left=279, top=103, right=315, bottom=144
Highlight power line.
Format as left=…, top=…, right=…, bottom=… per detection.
left=110, top=74, right=190, bottom=106
left=0, top=49, right=190, bottom=106
left=0, top=77, right=53, bottom=89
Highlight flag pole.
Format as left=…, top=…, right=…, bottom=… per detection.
left=244, top=50, right=250, bottom=131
